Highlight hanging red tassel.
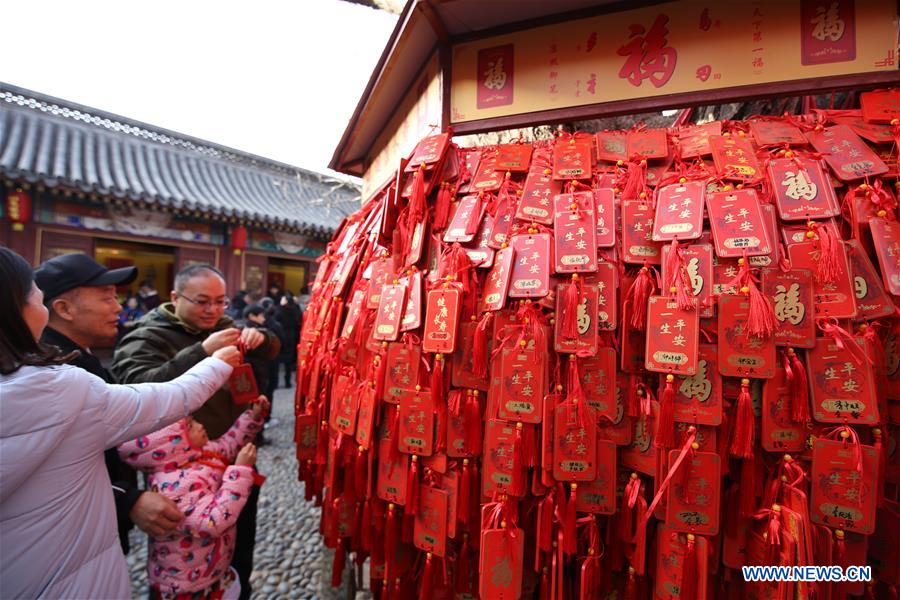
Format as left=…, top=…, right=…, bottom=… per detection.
left=625, top=265, right=657, bottom=330
left=563, top=483, right=578, bottom=556
left=431, top=354, right=445, bottom=410
left=409, top=167, right=427, bottom=225
left=680, top=534, right=698, bottom=600
left=540, top=566, right=551, bottom=599
left=420, top=552, right=435, bottom=597
left=360, top=498, right=373, bottom=552
left=619, top=473, right=641, bottom=542
left=786, top=348, right=809, bottom=423
left=730, top=378, right=755, bottom=458
left=808, top=220, right=841, bottom=284
left=874, top=427, right=886, bottom=507
left=463, top=390, right=483, bottom=455
left=331, top=542, right=346, bottom=587
left=374, top=351, right=388, bottom=408
left=511, top=421, right=527, bottom=496
left=736, top=255, right=777, bottom=338
left=740, top=451, right=759, bottom=518
left=625, top=567, right=638, bottom=600
left=406, top=455, right=420, bottom=515
left=354, top=446, right=367, bottom=500
left=626, top=375, right=643, bottom=418
left=655, top=374, right=677, bottom=449
left=581, top=552, right=601, bottom=600
left=433, top=183, right=452, bottom=231
left=562, top=273, right=582, bottom=339
left=455, top=539, right=470, bottom=594
left=537, top=492, right=554, bottom=553
left=458, top=459, right=471, bottom=527
left=315, top=418, right=329, bottom=465
left=664, top=239, right=695, bottom=311
left=385, top=503, right=398, bottom=582
left=471, top=312, right=493, bottom=377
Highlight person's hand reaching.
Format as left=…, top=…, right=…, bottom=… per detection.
left=251, top=395, right=270, bottom=420
left=235, top=443, right=257, bottom=467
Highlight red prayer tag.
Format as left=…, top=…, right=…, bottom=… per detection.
left=644, top=295, right=700, bottom=376
left=465, top=212, right=496, bottom=268
left=553, top=136, right=593, bottom=179
left=554, top=283, right=600, bottom=355
left=497, top=348, right=546, bottom=423
left=787, top=241, right=857, bottom=319
left=662, top=243, right=714, bottom=318
left=654, top=526, right=710, bottom=600
left=807, top=125, right=889, bottom=181
left=330, top=374, right=359, bottom=435
left=833, top=114, right=895, bottom=143
left=479, top=528, right=524, bottom=600
left=406, top=219, right=428, bottom=268
left=811, top=438, right=879, bottom=534
left=749, top=119, right=807, bottom=146
left=595, top=131, right=627, bottom=162
left=762, top=268, right=816, bottom=348
left=406, top=133, right=450, bottom=170
left=295, top=413, right=318, bottom=460
left=665, top=449, right=721, bottom=535
left=481, top=245, right=515, bottom=312
left=470, top=152, right=504, bottom=192
left=579, top=348, right=617, bottom=421
left=399, top=271, right=423, bottom=332
left=622, top=200, right=662, bottom=264
left=553, top=192, right=598, bottom=273
left=496, top=143, right=533, bottom=172
left=366, top=258, right=394, bottom=309
left=553, top=402, right=598, bottom=481
left=376, top=438, right=409, bottom=505
left=652, top=181, right=705, bottom=242
left=441, top=470, right=459, bottom=539
left=355, top=384, right=376, bottom=450
left=414, top=486, right=449, bottom=557
left=717, top=294, right=777, bottom=378
left=668, top=344, right=723, bottom=426
left=845, top=239, right=896, bottom=320
left=374, top=283, right=406, bottom=341
left=508, top=233, right=552, bottom=298
left=422, top=286, right=462, bottom=354
left=517, top=150, right=560, bottom=225
left=706, top=188, right=772, bottom=258
left=384, top=343, right=421, bottom=404
left=620, top=401, right=659, bottom=476
left=457, top=149, right=482, bottom=195
left=592, top=188, right=616, bottom=248
left=444, top=195, right=485, bottom=243
left=447, top=393, right=477, bottom=458
left=709, top=134, right=762, bottom=182
left=677, top=121, right=721, bottom=158
left=628, top=128, right=668, bottom=159
left=483, top=419, right=522, bottom=497
left=861, top=89, right=900, bottom=123
left=869, top=217, right=900, bottom=296
left=541, top=392, right=561, bottom=475
left=574, top=439, right=617, bottom=514
left=768, top=157, right=839, bottom=221
left=592, top=262, right=618, bottom=331
left=761, top=366, right=806, bottom=453
left=398, top=387, right=435, bottom=456
left=808, top=336, right=878, bottom=424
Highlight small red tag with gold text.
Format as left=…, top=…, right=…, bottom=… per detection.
left=787, top=241, right=857, bottom=319
left=622, top=200, right=661, bottom=264
left=553, top=402, right=598, bottom=481
left=414, top=486, right=449, bottom=557
left=709, top=134, right=762, bottom=182
left=594, top=188, right=616, bottom=248
left=762, top=268, right=816, bottom=348
left=398, top=387, right=435, bottom=456
left=645, top=295, right=700, bottom=376
left=768, top=157, right=838, bottom=221
left=716, top=294, right=776, bottom=378
left=806, top=125, right=889, bottom=181
left=373, top=283, right=406, bottom=341
left=554, top=283, right=600, bottom=355
left=497, top=347, right=546, bottom=424
left=761, top=366, right=806, bottom=453
left=422, top=286, right=462, bottom=354
left=707, top=188, right=772, bottom=258
left=376, top=437, right=408, bottom=505
left=479, top=527, right=525, bottom=600
left=808, top=336, right=878, bottom=424
left=846, top=239, right=895, bottom=320
left=810, top=438, right=879, bottom=534
left=508, top=233, right=552, bottom=298
left=665, top=449, right=721, bottom=536
left=483, top=419, right=523, bottom=497
left=553, top=136, right=593, bottom=180
left=869, top=217, right=900, bottom=296
left=553, top=192, right=598, bottom=273
left=652, top=181, right=705, bottom=242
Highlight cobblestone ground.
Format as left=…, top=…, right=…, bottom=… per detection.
left=127, top=386, right=369, bottom=599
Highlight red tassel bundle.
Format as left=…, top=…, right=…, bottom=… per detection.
left=784, top=348, right=809, bottom=423
left=406, top=455, right=420, bottom=515
left=664, top=238, right=695, bottom=311
left=730, top=378, right=754, bottom=458
left=625, top=265, right=656, bottom=330
left=680, top=534, right=698, bottom=600
left=471, top=311, right=493, bottom=377
left=431, top=353, right=445, bottom=408
left=433, top=182, right=452, bottom=231
left=463, top=390, right=482, bottom=455
left=562, top=273, right=582, bottom=340
left=655, top=373, right=677, bottom=449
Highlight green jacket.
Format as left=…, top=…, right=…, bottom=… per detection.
left=111, top=303, right=281, bottom=438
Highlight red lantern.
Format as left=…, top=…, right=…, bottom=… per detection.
left=6, top=188, right=32, bottom=232
left=231, top=225, right=248, bottom=255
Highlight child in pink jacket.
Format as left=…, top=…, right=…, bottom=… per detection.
left=119, top=397, right=268, bottom=599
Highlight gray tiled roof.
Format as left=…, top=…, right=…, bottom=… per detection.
left=0, top=84, right=360, bottom=238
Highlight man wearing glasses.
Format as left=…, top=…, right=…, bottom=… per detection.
left=112, top=263, right=280, bottom=600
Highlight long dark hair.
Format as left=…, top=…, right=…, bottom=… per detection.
left=0, top=247, right=74, bottom=374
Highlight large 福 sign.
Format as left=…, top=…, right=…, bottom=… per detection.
left=450, top=0, right=897, bottom=124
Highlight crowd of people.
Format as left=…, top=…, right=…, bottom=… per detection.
left=0, top=247, right=300, bottom=599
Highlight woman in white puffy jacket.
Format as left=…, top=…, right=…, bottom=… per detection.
left=0, top=247, right=241, bottom=599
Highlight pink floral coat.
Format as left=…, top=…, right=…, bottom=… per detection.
left=119, top=410, right=262, bottom=596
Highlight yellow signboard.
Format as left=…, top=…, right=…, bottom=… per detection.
left=451, top=0, right=897, bottom=124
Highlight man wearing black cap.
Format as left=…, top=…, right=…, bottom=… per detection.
left=35, top=253, right=184, bottom=555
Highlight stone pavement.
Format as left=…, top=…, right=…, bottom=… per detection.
left=126, top=386, right=367, bottom=599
